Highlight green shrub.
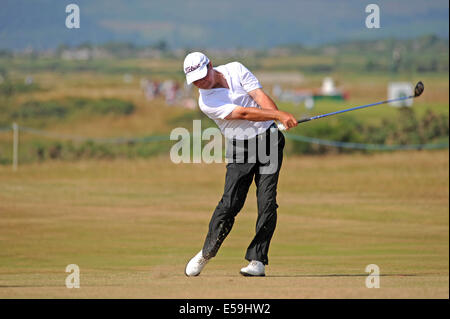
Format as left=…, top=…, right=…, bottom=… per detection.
left=0, top=81, right=42, bottom=97
left=288, top=109, right=448, bottom=155
left=12, top=100, right=68, bottom=119
left=9, top=98, right=135, bottom=124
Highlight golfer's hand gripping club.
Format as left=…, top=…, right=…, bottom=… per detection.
left=277, top=118, right=309, bottom=131
left=276, top=122, right=288, bottom=131
left=276, top=111, right=298, bottom=131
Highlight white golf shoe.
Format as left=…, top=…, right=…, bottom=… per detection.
left=185, top=250, right=210, bottom=277
left=240, top=260, right=265, bottom=277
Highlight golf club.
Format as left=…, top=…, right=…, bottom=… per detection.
left=277, top=81, right=424, bottom=131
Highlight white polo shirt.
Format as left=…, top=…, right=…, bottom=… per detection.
left=198, top=62, right=274, bottom=140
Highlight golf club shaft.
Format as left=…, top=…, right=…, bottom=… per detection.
left=277, top=94, right=414, bottom=131
left=307, top=95, right=413, bottom=121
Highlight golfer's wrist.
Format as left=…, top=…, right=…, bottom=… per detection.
left=274, top=111, right=284, bottom=122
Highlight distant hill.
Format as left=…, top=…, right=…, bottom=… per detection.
left=1, top=0, right=448, bottom=50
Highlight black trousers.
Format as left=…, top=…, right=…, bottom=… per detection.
left=202, top=126, right=285, bottom=265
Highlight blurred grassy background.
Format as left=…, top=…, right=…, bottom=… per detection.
left=0, top=34, right=448, bottom=298
left=0, top=36, right=448, bottom=165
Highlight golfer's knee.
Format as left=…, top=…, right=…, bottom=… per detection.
left=258, top=197, right=278, bottom=214
left=217, top=197, right=245, bottom=216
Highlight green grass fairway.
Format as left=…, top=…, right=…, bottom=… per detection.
left=0, top=150, right=448, bottom=298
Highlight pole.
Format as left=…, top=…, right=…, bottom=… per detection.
left=12, top=122, right=18, bottom=171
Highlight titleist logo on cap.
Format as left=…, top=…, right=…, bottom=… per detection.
left=185, top=63, right=200, bottom=74
left=185, top=61, right=207, bottom=74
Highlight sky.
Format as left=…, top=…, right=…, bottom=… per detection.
left=1, top=0, right=448, bottom=50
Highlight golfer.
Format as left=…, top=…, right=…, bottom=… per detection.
left=183, top=52, right=297, bottom=276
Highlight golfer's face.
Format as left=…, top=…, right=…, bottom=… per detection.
left=193, top=65, right=213, bottom=89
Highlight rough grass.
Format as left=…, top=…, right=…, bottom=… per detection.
left=0, top=150, right=448, bottom=298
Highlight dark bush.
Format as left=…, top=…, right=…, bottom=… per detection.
left=9, top=98, right=135, bottom=122
left=12, top=100, right=68, bottom=119
left=0, top=81, right=41, bottom=97
left=288, top=109, right=448, bottom=155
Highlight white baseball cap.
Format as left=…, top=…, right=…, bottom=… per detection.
left=183, top=52, right=210, bottom=85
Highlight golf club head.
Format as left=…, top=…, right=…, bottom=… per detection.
left=414, top=81, right=424, bottom=97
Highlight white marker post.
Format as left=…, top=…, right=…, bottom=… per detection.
left=12, top=122, right=18, bottom=172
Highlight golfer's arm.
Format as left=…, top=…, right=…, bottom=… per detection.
left=225, top=106, right=281, bottom=122
left=248, top=88, right=279, bottom=111
left=225, top=88, right=282, bottom=121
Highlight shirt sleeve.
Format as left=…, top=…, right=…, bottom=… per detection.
left=199, top=91, right=237, bottom=120
left=236, top=62, right=262, bottom=93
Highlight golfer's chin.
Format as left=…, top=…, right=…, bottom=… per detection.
left=193, top=80, right=214, bottom=90
left=198, top=83, right=212, bottom=90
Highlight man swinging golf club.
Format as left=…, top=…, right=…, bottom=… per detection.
left=183, top=52, right=298, bottom=277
